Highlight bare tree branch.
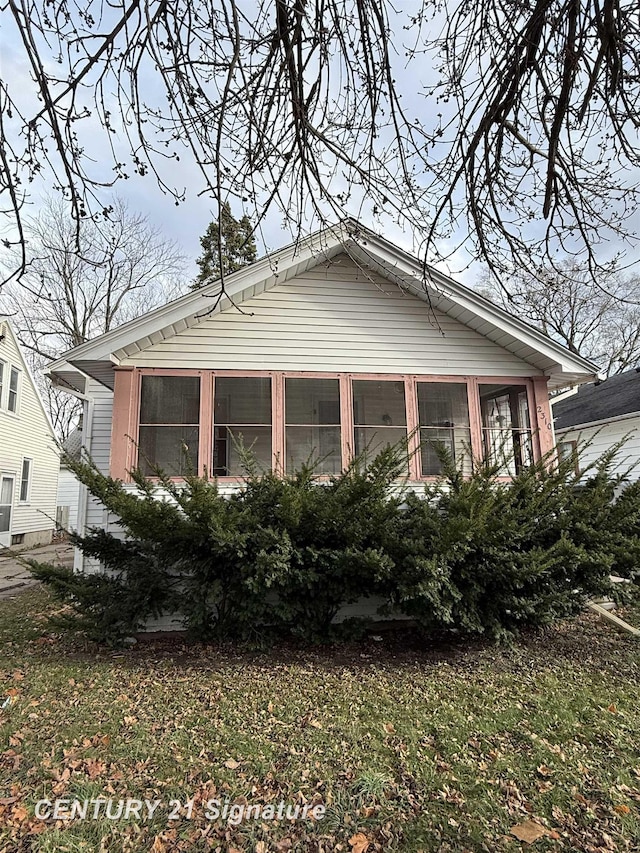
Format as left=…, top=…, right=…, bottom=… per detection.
left=0, top=0, right=638, bottom=291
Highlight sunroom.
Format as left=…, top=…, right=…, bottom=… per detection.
left=113, top=368, right=548, bottom=483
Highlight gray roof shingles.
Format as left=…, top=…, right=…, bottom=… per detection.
left=553, top=368, right=640, bottom=430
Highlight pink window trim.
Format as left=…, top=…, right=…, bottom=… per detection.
left=111, top=368, right=549, bottom=482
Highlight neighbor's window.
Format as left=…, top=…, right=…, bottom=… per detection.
left=285, top=377, right=341, bottom=473
left=213, top=376, right=272, bottom=475
left=138, top=375, right=200, bottom=475
left=479, top=384, right=532, bottom=474
left=557, top=440, right=580, bottom=474
left=352, top=379, right=407, bottom=463
left=19, top=458, right=31, bottom=502
left=417, top=382, right=471, bottom=476
left=8, top=367, right=18, bottom=413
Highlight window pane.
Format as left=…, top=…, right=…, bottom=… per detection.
left=20, top=459, right=31, bottom=501
left=138, top=426, right=199, bottom=475
left=215, top=377, right=271, bottom=424
left=213, top=378, right=272, bottom=475
left=285, top=378, right=340, bottom=424
left=8, top=367, right=18, bottom=412
left=286, top=426, right=342, bottom=473
left=353, top=380, right=406, bottom=426
left=213, top=426, right=272, bottom=476
left=285, top=378, right=341, bottom=474
left=140, top=376, right=200, bottom=424
left=354, top=427, right=409, bottom=461
left=417, top=382, right=471, bottom=476
left=479, top=384, right=532, bottom=474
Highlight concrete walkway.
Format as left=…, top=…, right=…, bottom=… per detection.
left=0, top=541, right=74, bottom=599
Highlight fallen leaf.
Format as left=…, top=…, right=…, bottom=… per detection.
left=224, top=759, right=240, bottom=770
left=255, top=842, right=267, bottom=853
left=349, top=833, right=370, bottom=853
left=85, top=758, right=105, bottom=780
left=383, top=722, right=396, bottom=734
left=510, top=820, right=551, bottom=844
left=614, top=804, right=631, bottom=815
left=0, top=796, right=18, bottom=806
left=536, top=764, right=554, bottom=777
left=608, top=704, right=617, bottom=714
left=11, top=805, right=29, bottom=823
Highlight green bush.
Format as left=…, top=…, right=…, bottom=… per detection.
left=389, top=449, right=621, bottom=640
left=27, top=439, right=640, bottom=645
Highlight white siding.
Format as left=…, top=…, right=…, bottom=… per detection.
left=558, top=416, right=640, bottom=480
left=0, top=323, right=58, bottom=544
left=57, top=468, right=81, bottom=532
left=124, top=255, right=541, bottom=377
left=84, top=378, right=114, bottom=536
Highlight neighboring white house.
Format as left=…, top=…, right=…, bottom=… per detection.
left=0, top=318, right=59, bottom=548
left=47, top=220, right=599, bottom=590
left=552, top=368, right=640, bottom=479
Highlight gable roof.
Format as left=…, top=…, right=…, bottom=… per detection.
left=553, top=368, right=640, bottom=430
left=48, top=219, right=599, bottom=392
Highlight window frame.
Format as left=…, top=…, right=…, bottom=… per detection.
left=118, top=368, right=547, bottom=483
left=7, top=366, right=19, bottom=414
left=19, top=457, right=32, bottom=503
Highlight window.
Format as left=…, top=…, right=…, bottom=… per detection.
left=7, top=367, right=18, bottom=412
left=557, top=440, right=580, bottom=474
left=479, top=384, right=533, bottom=474
left=213, top=376, right=272, bottom=475
left=352, top=380, right=408, bottom=463
left=127, top=371, right=541, bottom=481
left=417, top=382, right=471, bottom=476
left=285, top=378, right=341, bottom=473
left=138, top=375, right=200, bottom=475
left=19, top=458, right=31, bottom=502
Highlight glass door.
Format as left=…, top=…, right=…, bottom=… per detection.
left=0, top=475, right=15, bottom=548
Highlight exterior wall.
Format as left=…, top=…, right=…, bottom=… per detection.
left=124, top=255, right=543, bottom=377
left=0, top=323, right=58, bottom=546
left=56, top=467, right=80, bottom=532
left=557, top=416, right=640, bottom=480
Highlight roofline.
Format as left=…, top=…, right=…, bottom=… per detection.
left=556, top=410, right=640, bottom=432
left=48, top=218, right=600, bottom=379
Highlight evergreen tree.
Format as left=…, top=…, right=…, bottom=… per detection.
left=192, top=203, right=257, bottom=289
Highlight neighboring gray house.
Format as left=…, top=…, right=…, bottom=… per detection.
left=0, top=318, right=59, bottom=548
left=552, top=368, right=640, bottom=478
left=56, top=422, right=83, bottom=533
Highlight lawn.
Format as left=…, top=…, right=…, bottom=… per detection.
left=1, top=588, right=639, bottom=852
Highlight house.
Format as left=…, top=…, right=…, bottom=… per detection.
left=552, top=368, right=640, bottom=479
left=56, top=421, right=84, bottom=533
left=47, top=220, right=598, bottom=579
left=0, top=318, right=59, bottom=549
